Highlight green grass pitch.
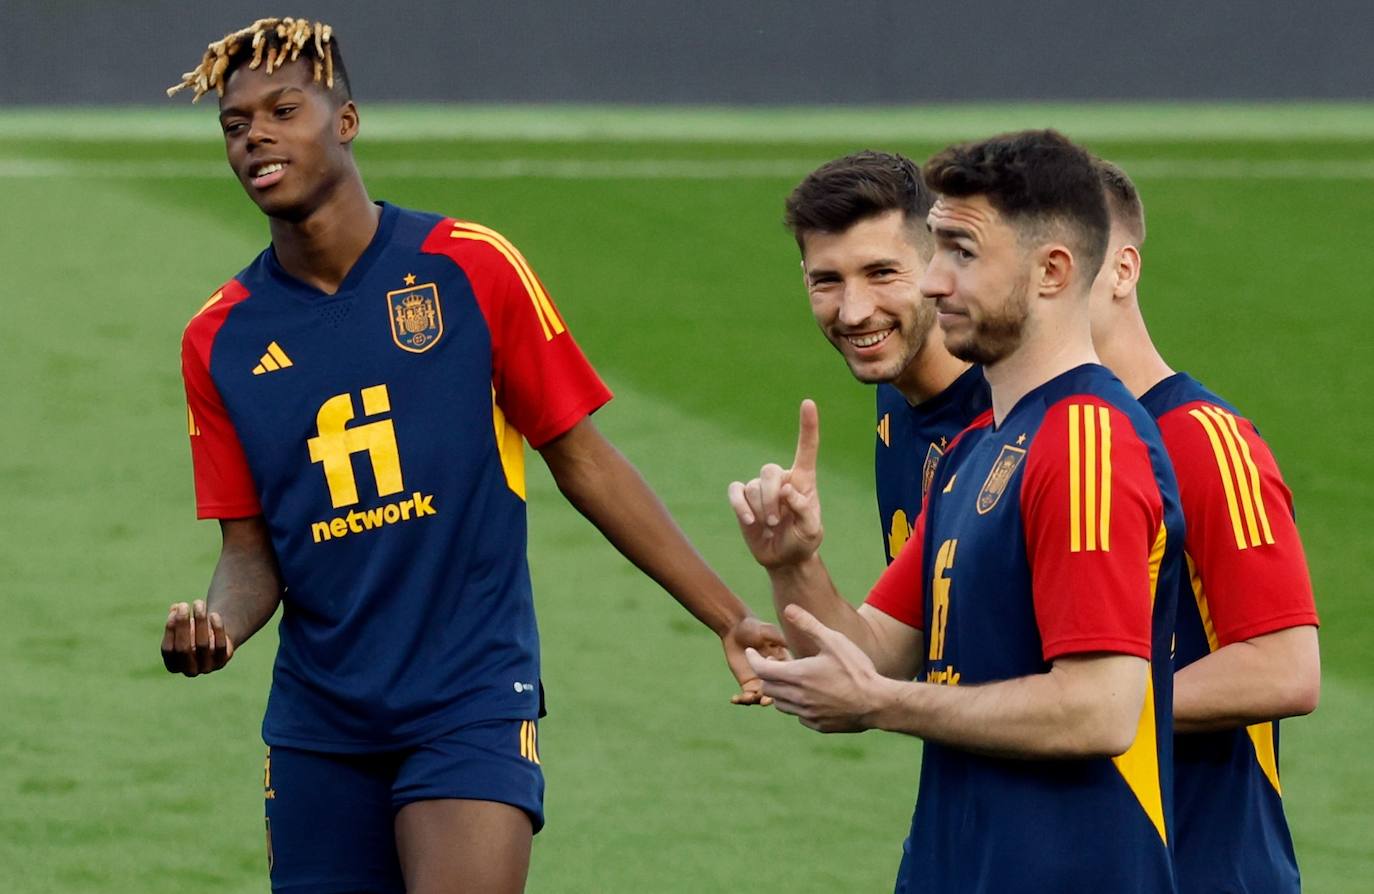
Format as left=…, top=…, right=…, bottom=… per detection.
left=1, top=104, right=1371, bottom=892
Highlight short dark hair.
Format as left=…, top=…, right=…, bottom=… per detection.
left=168, top=17, right=352, bottom=105
left=784, top=151, right=935, bottom=255
left=1095, top=159, right=1146, bottom=245
left=923, top=130, right=1109, bottom=280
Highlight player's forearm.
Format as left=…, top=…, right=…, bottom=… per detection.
left=869, top=655, right=1148, bottom=759
left=1174, top=625, right=1320, bottom=734
left=207, top=518, right=284, bottom=646
left=765, top=557, right=879, bottom=660
left=546, top=427, right=748, bottom=637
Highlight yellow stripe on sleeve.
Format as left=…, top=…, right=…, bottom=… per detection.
left=1084, top=404, right=1098, bottom=551
left=459, top=221, right=566, bottom=334
left=1098, top=406, right=1112, bottom=551
left=1203, top=407, right=1262, bottom=547
left=450, top=231, right=556, bottom=340
left=1217, top=409, right=1275, bottom=545
left=1189, top=409, right=1248, bottom=549
left=194, top=289, right=224, bottom=317
left=1069, top=404, right=1082, bottom=553
left=450, top=223, right=567, bottom=340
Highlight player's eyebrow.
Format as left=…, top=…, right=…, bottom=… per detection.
left=219, top=86, right=306, bottom=120
left=931, top=224, right=977, bottom=243
left=806, top=257, right=905, bottom=282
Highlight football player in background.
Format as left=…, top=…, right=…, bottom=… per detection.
left=781, top=151, right=990, bottom=566
left=1089, top=158, right=1319, bottom=894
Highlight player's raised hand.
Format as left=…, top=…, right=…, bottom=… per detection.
left=722, top=615, right=790, bottom=705
left=161, top=600, right=235, bottom=677
left=727, top=399, right=824, bottom=568
left=745, top=604, right=891, bottom=733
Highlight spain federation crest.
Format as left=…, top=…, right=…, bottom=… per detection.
left=921, top=441, right=944, bottom=500
left=976, top=444, right=1027, bottom=515
left=387, top=283, right=444, bottom=353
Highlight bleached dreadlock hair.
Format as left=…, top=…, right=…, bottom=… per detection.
left=166, top=17, right=351, bottom=104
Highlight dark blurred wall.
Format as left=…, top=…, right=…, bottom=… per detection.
left=3, top=0, right=1370, bottom=105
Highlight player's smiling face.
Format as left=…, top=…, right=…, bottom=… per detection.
left=920, top=194, right=1033, bottom=366
left=218, top=59, right=357, bottom=220
left=802, top=209, right=935, bottom=385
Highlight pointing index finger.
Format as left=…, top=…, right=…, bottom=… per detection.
left=792, top=399, right=820, bottom=486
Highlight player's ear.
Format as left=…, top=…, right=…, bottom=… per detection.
left=337, top=100, right=360, bottom=145
left=1036, top=244, right=1075, bottom=300
left=1114, top=245, right=1142, bottom=300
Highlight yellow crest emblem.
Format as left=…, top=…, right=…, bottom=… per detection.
left=976, top=444, right=1027, bottom=515
left=921, top=441, right=944, bottom=499
left=386, top=283, right=444, bottom=353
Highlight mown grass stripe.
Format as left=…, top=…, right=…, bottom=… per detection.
left=5, top=103, right=1374, bottom=142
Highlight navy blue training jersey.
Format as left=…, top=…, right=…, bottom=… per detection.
left=1140, top=373, right=1318, bottom=894
left=182, top=202, right=612, bottom=752
left=868, top=364, right=1184, bottom=894
left=874, top=365, right=991, bottom=564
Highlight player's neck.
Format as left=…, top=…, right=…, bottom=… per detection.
left=984, top=316, right=1098, bottom=428
left=269, top=175, right=380, bottom=295
left=891, top=333, right=971, bottom=406
left=1096, top=295, right=1175, bottom=398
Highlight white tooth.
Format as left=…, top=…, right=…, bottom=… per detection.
left=849, top=331, right=887, bottom=347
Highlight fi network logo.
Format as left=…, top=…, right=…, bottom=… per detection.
left=308, top=385, right=403, bottom=508
left=306, top=384, right=438, bottom=543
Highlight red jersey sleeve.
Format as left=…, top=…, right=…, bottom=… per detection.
left=182, top=281, right=260, bottom=519
left=423, top=220, right=612, bottom=447
left=1022, top=398, right=1164, bottom=662
left=865, top=508, right=926, bottom=629
left=1157, top=402, right=1318, bottom=646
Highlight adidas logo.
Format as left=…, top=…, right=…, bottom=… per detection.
left=877, top=413, right=891, bottom=447
left=253, top=342, right=294, bottom=375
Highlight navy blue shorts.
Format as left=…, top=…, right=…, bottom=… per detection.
left=264, top=718, right=544, bottom=894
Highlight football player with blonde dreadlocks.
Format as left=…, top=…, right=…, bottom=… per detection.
left=161, top=17, right=785, bottom=894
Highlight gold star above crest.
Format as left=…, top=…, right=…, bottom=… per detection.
left=938, top=436, right=948, bottom=449
left=1016, top=433, right=1027, bottom=446
left=403, top=272, right=417, bottom=286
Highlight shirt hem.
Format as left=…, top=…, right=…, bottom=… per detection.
left=864, top=596, right=923, bottom=631
left=1215, top=610, right=1320, bottom=649
left=195, top=501, right=261, bottom=520
left=523, top=390, right=613, bottom=449
left=1042, top=636, right=1151, bottom=662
